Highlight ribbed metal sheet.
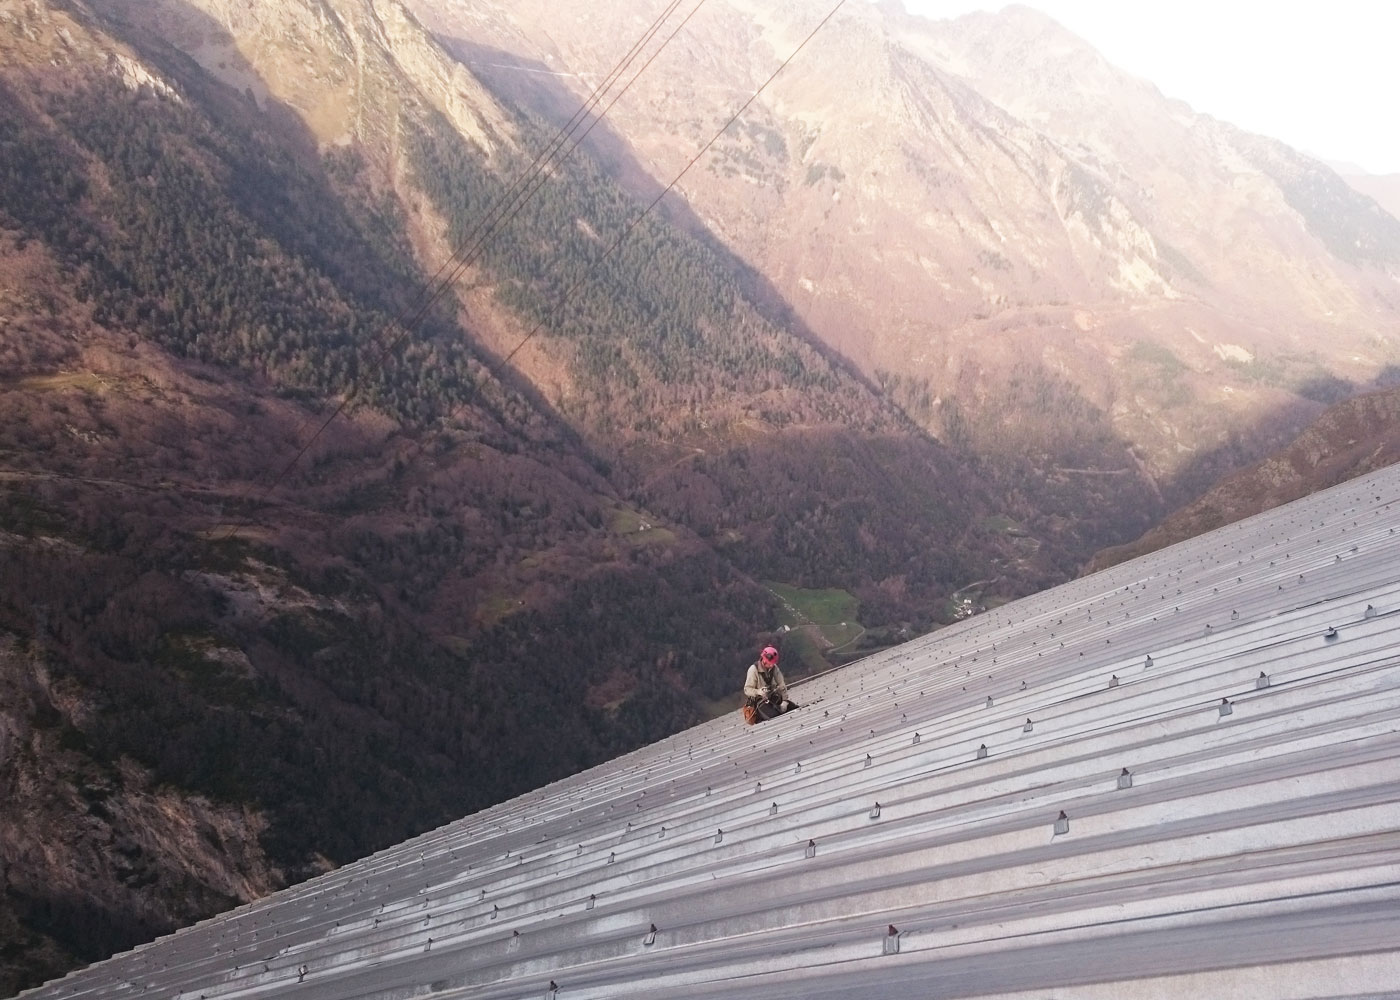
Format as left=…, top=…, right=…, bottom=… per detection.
left=18, top=466, right=1400, bottom=1000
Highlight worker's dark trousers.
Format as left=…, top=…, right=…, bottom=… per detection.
left=754, top=698, right=794, bottom=721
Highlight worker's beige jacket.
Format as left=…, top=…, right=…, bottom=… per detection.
left=744, top=663, right=788, bottom=703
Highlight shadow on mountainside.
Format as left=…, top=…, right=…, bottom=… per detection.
left=1089, top=379, right=1400, bottom=573
left=73, top=0, right=597, bottom=468
left=434, top=37, right=1176, bottom=568
left=439, top=38, right=1399, bottom=582
left=1133, top=361, right=1400, bottom=549
left=439, top=38, right=891, bottom=403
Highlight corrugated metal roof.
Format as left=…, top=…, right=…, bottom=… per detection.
left=18, top=466, right=1400, bottom=1000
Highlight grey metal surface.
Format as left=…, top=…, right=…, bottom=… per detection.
left=18, top=466, right=1400, bottom=1000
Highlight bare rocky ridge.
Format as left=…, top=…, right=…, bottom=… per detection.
left=103, top=0, right=513, bottom=155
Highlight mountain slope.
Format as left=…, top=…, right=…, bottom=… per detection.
left=85, top=0, right=1086, bottom=597
left=412, top=0, right=1400, bottom=506
left=1338, top=171, right=1400, bottom=224
left=1087, top=383, right=1400, bottom=571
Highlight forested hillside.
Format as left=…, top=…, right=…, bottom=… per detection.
left=403, top=107, right=1080, bottom=620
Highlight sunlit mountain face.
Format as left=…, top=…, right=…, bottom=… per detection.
left=412, top=0, right=1400, bottom=498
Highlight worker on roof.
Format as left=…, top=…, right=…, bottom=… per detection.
left=743, top=645, right=796, bottom=724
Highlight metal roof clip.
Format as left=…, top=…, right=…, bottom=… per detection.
left=1117, top=768, right=1133, bottom=789
left=805, top=839, right=817, bottom=859
left=1023, top=718, right=1034, bottom=733
left=1255, top=672, right=1270, bottom=689
left=643, top=924, right=657, bottom=946
left=869, top=802, right=882, bottom=820
left=1054, top=811, right=1069, bottom=835
left=1108, top=675, right=1119, bottom=688
left=976, top=744, right=989, bottom=759
left=883, top=925, right=901, bottom=955
left=1218, top=698, right=1233, bottom=717
left=1324, top=626, right=1339, bottom=641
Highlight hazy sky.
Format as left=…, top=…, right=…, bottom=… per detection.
left=901, top=1, right=1400, bottom=174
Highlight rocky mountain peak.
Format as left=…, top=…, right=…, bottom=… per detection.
left=99, top=0, right=514, bottom=158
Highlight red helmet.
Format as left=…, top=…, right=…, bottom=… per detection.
left=760, top=646, right=779, bottom=667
